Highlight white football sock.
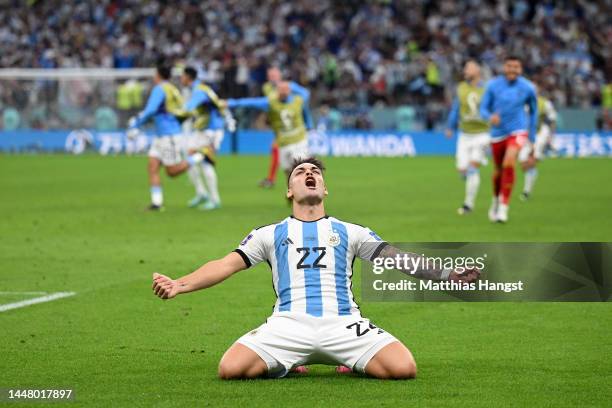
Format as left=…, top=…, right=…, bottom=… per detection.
left=488, top=196, right=499, bottom=222
left=187, top=152, right=204, bottom=166
left=201, top=162, right=220, bottom=204
left=523, top=167, right=538, bottom=194
left=150, top=186, right=163, bottom=206
left=464, top=166, right=480, bottom=209
left=187, top=165, right=208, bottom=198
left=497, top=202, right=509, bottom=222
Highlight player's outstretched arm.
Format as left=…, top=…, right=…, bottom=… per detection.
left=152, top=251, right=248, bottom=299
left=376, top=245, right=480, bottom=283
left=225, top=97, right=270, bottom=111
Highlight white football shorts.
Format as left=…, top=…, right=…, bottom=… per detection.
left=456, top=132, right=490, bottom=170
left=279, top=139, right=309, bottom=171
left=148, top=135, right=183, bottom=166
left=519, top=124, right=552, bottom=162
left=185, top=129, right=224, bottom=152
left=236, top=312, right=399, bottom=378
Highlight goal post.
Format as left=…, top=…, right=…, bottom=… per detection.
left=0, top=68, right=163, bottom=131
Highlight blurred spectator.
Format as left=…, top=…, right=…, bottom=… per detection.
left=0, top=0, right=610, bottom=130
left=116, top=79, right=144, bottom=124
left=601, top=82, right=612, bottom=130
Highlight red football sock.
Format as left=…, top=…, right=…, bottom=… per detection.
left=267, top=144, right=279, bottom=182
left=499, top=166, right=515, bottom=204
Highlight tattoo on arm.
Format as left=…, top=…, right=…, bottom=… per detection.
left=377, top=245, right=450, bottom=281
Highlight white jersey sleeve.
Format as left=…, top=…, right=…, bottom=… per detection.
left=234, top=227, right=271, bottom=268
left=350, top=225, right=388, bottom=261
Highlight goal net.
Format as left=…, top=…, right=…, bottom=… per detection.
left=0, top=68, right=156, bottom=131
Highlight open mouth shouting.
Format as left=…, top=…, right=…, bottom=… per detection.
left=305, top=175, right=317, bottom=189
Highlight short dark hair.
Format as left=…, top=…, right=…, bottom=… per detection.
left=504, top=55, right=522, bottom=64
left=287, top=156, right=325, bottom=186
left=183, top=66, right=197, bottom=80
left=157, top=65, right=172, bottom=80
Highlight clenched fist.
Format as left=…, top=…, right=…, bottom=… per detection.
left=152, top=272, right=180, bottom=299
left=449, top=267, right=480, bottom=283
left=489, top=113, right=501, bottom=127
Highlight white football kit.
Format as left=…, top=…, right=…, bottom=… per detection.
left=233, top=215, right=398, bottom=377
left=519, top=99, right=557, bottom=162
left=456, top=131, right=490, bottom=170
left=518, top=123, right=554, bottom=162
left=185, top=129, right=225, bottom=152
left=279, top=139, right=309, bottom=172
left=148, top=135, right=183, bottom=166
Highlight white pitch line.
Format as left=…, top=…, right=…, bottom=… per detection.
left=0, top=291, right=48, bottom=296
left=0, top=292, right=76, bottom=312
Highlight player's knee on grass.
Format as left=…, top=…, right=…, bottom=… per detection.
left=218, top=344, right=268, bottom=380
left=367, top=356, right=417, bottom=380
left=365, top=342, right=417, bottom=380
left=218, top=360, right=249, bottom=380
left=218, top=360, right=267, bottom=380
left=384, top=356, right=417, bottom=380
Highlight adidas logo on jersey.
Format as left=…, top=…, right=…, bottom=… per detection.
left=281, top=237, right=294, bottom=246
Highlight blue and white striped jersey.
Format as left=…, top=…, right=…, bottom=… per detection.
left=234, top=215, right=386, bottom=317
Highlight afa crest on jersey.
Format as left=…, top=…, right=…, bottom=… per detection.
left=328, top=230, right=341, bottom=247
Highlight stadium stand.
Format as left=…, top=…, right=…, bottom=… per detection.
left=0, top=0, right=610, bottom=129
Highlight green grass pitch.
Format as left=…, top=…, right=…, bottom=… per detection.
left=1, top=154, right=611, bottom=407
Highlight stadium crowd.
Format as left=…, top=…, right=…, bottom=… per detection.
left=1, top=0, right=611, bottom=129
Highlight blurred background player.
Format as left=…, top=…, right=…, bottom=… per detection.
left=180, top=67, right=234, bottom=211
left=259, top=66, right=314, bottom=188
left=226, top=81, right=310, bottom=179
left=127, top=65, right=186, bottom=211
left=479, top=56, right=538, bottom=223
left=445, top=60, right=490, bottom=215
left=518, top=85, right=558, bottom=201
